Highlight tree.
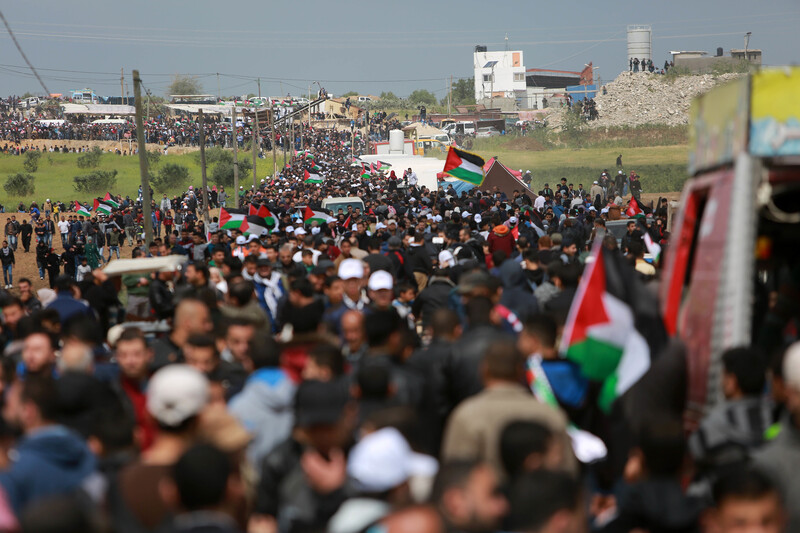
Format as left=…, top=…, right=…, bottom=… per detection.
left=341, top=91, right=359, bottom=97
left=73, top=170, right=118, bottom=193
left=4, top=173, right=35, bottom=196
left=167, top=74, right=203, bottom=96
left=408, top=89, right=437, bottom=106
left=451, top=77, right=476, bottom=106
left=76, top=146, right=103, bottom=169
left=151, top=163, right=190, bottom=192
left=23, top=151, right=41, bottom=173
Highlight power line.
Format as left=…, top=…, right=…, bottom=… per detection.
left=0, top=8, right=51, bottom=95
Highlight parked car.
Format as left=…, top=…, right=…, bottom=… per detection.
left=475, top=126, right=500, bottom=138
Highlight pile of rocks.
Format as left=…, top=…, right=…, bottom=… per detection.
left=548, top=71, right=745, bottom=129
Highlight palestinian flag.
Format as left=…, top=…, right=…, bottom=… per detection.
left=378, top=160, right=391, bottom=170
left=560, top=241, right=667, bottom=412
left=351, top=156, right=361, bottom=163
left=341, top=214, right=352, bottom=229
left=305, top=153, right=315, bottom=160
left=304, top=206, right=335, bottom=225
left=74, top=201, right=91, bottom=217
left=304, top=169, right=323, bottom=184
left=220, top=207, right=247, bottom=230
left=643, top=232, right=662, bottom=263
left=311, top=164, right=322, bottom=172
left=360, top=165, right=372, bottom=180
left=241, top=215, right=269, bottom=236
left=370, top=162, right=378, bottom=174
left=626, top=196, right=644, bottom=218
left=93, top=198, right=113, bottom=215
left=443, top=147, right=485, bottom=186
left=103, top=193, right=120, bottom=209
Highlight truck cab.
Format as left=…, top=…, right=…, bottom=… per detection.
left=660, top=67, right=800, bottom=425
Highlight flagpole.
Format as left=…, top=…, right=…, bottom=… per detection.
left=232, top=106, right=239, bottom=206
left=252, top=106, right=259, bottom=191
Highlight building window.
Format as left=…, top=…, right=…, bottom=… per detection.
left=513, top=73, right=525, bottom=82
left=483, top=74, right=494, bottom=83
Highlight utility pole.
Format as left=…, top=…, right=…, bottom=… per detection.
left=232, top=106, right=239, bottom=203
left=252, top=107, right=259, bottom=190
left=216, top=73, right=220, bottom=101
left=448, top=75, right=452, bottom=117
left=257, top=78, right=261, bottom=98
left=198, top=109, right=209, bottom=225
left=121, top=68, right=125, bottom=105
left=132, top=70, right=153, bottom=244
left=270, top=107, right=277, bottom=179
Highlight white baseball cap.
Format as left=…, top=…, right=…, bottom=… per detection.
left=474, top=214, right=482, bottom=223
left=509, top=216, right=518, bottom=225
left=348, top=427, right=438, bottom=493
left=338, top=258, right=365, bottom=280
left=438, top=250, right=455, bottom=268
left=285, top=226, right=295, bottom=233
left=295, top=227, right=307, bottom=236
left=235, top=236, right=247, bottom=245
left=375, top=222, right=387, bottom=230
left=147, top=365, right=209, bottom=427
left=311, top=226, right=321, bottom=235
left=368, top=270, right=394, bottom=291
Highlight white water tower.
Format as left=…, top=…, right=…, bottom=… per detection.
left=627, top=24, right=652, bottom=63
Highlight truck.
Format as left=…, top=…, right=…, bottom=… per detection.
left=660, top=67, right=800, bottom=426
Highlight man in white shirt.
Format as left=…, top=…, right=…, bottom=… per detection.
left=57, top=216, right=70, bottom=249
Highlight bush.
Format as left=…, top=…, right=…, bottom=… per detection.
left=22, top=151, right=42, bottom=173
left=4, top=172, right=35, bottom=196
left=146, top=149, right=162, bottom=167
left=211, top=154, right=252, bottom=188
left=73, top=170, right=118, bottom=193
left=76, top=146, right=104, bottom=169
left=151, top=163, right=190, bottom=192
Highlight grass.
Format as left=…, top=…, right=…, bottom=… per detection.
left=0, top=150, right=286, bottom=206
left=430, top=137, right=690, bottom=193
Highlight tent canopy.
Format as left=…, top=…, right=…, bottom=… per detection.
left=479, top=158, right=531, bottom=197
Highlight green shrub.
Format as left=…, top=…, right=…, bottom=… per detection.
left=76, top=146, right=104, bottom=169
left=211, top=154, right=252, bottom=188
left=73, top=169, right=118, bottom=193
left=4, top=172, right=35, bottom=196
left=146, top=149, right=162, bottom=167
left=22, top=151, right=41, bottom=173
left=151, top=163, right=190, bottom=192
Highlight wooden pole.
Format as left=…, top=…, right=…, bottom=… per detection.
left=198, top=109, right=209, bottom=225
left=232, top=106, right=239, bottom=206
left=252, top=107, right=259, bottom=190
left=270, top=108, right=277, bottom=180
left=132, top=70, right=153, bottom=244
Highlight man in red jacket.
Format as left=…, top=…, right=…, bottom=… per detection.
left=488, top=224, right=515, bottom=257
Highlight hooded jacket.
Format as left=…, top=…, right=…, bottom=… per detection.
left=499, top=261, right=539, bottom=322
left=0, top=425, right=97, bottom=515
left=229, top=368, right=296, bottom=467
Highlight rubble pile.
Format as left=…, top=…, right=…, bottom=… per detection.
left=548, top=71, right=745, bottom=129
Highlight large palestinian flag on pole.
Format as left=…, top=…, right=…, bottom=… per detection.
left=626, top=195, right=644, bottom=218
left=442, top=146, right=485, bottom=186
left=103, top=193, right=120, bottom=209
left=249, top=203, right=280, bottom=231
left=560, top=240, right=667, bottom=412
left=220, top=207, right=247, bottom=230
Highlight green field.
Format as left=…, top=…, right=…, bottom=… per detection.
left=0, top=151, right=285, bottom=206
left=431, top=139, right=690, bottom=193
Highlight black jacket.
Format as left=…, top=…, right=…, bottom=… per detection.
left=412, top=276, right=455, bottom=327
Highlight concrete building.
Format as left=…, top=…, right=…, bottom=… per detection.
left=671, top=48, right=762, bottom=73
left=473, top=47, right=527, bottom=103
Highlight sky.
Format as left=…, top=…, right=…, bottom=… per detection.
left=2, top=1, right=799, bottom=100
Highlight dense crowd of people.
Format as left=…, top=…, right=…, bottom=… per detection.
left=0, top=124, right=795, bottom=533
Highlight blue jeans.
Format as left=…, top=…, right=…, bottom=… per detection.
left=108, top=246, right=120, bottom=261
left=2, top=264, right=11, bottom=286
left=61, top=233, right=68, bottom=248
left=8, top=235, right=16, bottom=250
left=38, top=263, right=45, bottom=279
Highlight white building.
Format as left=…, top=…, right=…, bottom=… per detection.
left=473, top=48, right=527, bottom=103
